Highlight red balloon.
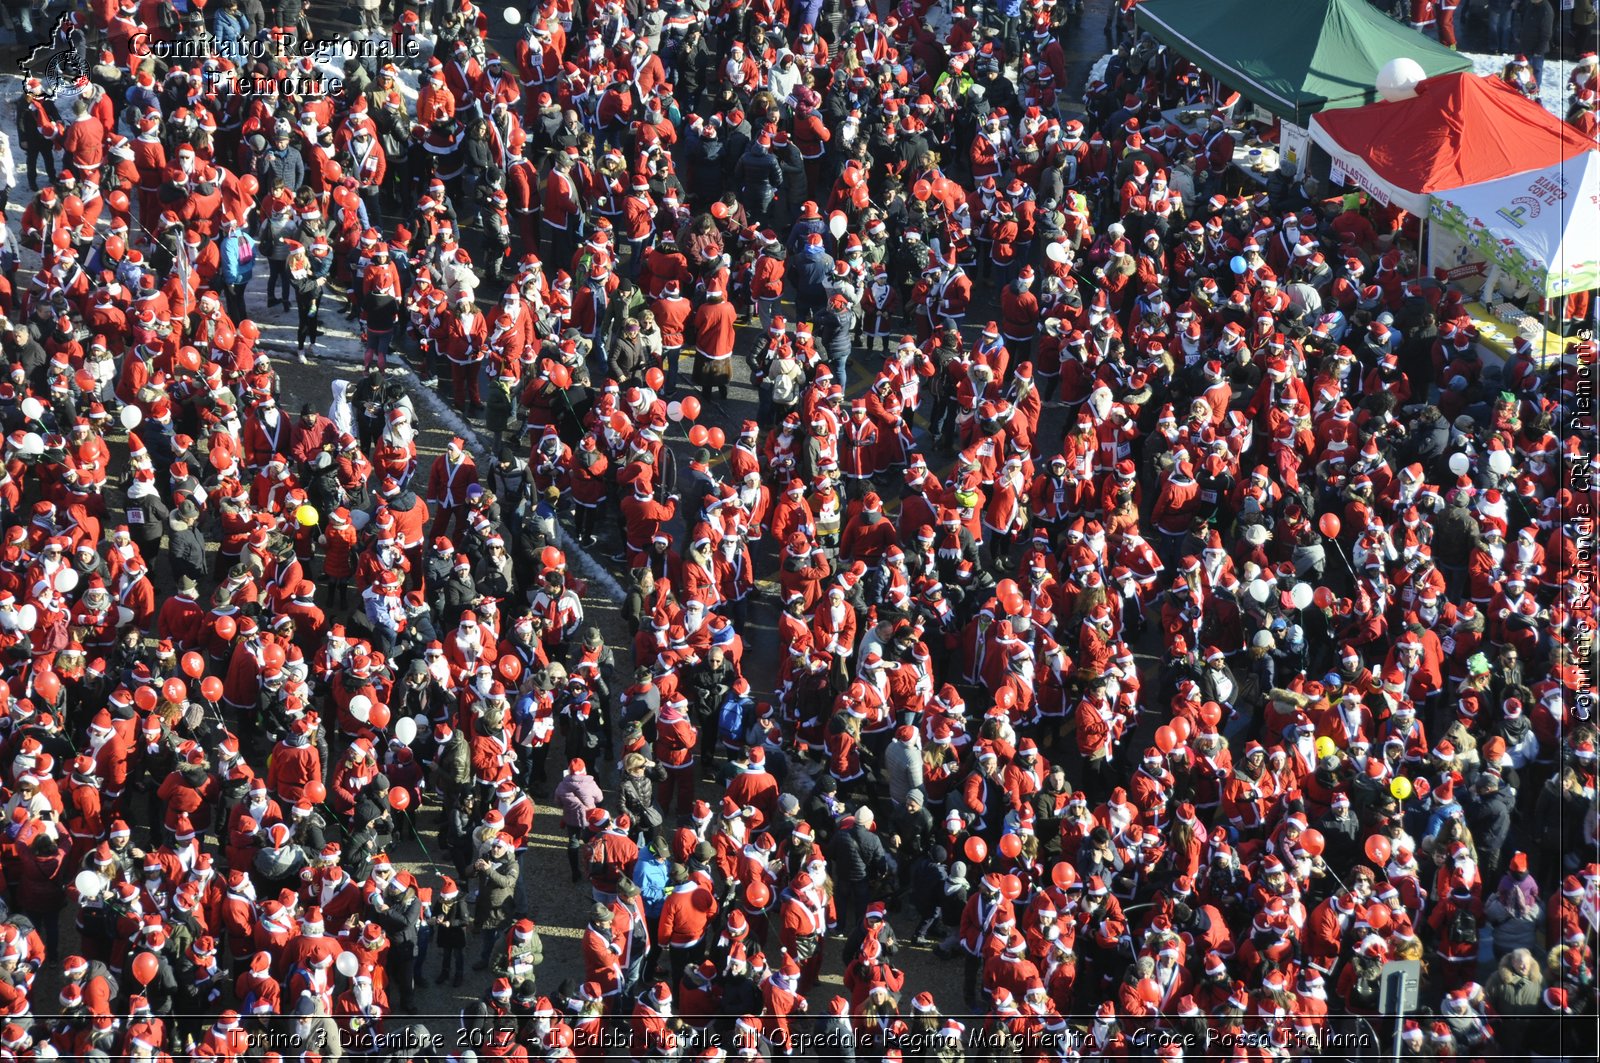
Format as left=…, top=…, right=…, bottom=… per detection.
left=609, top=411, right=630, bottom=434
left=645, top=368, right=665, bottom=391
left=1199, top=702, right=1223, bottom=729
left=679, top=395, right=702, bottom=421
left=131, top=951, right=159, bottom=986
left=388, top=787, right=411, bottom=811
left=1364, top=835, right=1392, bottom=866
left=214, top=616, right=237, bottom=641
left=162, top=677, right=187, bottom=704
left=1364, top=903, right=1391, bottom=932
left=1313, top=587, right=1336, bottom=610
left=1154, top=725, right=1178, bottom=754
left=964, top=836, right=988, bottom=864
left=548, top=364, right=572, bottom=389
left=1051, top=861, right=1077, bottom=891
left=176, top=346, right=202, bottom=373
left=745, top=880, right=771, bottom=908
left=304, top=780, right=328, bottom=804
left=1318, top=512, right=1342, bottom=538
left=134, top=686, right=158, bottom=712
left=688, top=425, right=710, bottom=447
left=262, top=644, right=287, bottom=670
left=32, top=670, right=59, bottom=703
left=498, top=655, right=524, bottom=683
left=1300, top=828, right=1326, bottom=857
left=540, top=546, right=565, bottom=572
left=200, top=676, right=224, bottom=702
left=999, top=833, right=1023, bottom=858
left=706, top=427, right=726, bottom=450
left=182, top=651, right=206, bottom=679
left=1000, top=874, right=1023, bottom=901
left=368, top=702, right=392, bottom=729
left=1171, top=716, right=1192, bottom=743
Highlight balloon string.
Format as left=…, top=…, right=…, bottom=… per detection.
left=400, top=807, right=429, bottom=860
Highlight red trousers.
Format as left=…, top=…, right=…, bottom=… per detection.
left=1437, top=7, right=1456, bottom=46
left=660, top=763, right=695, bottom=817
left=450, top=360, right=483, bottom=408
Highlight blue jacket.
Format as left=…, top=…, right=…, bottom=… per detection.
left=791, top=244, right=834, bottom=301
left=787, top=217, right=827, bottom=257
left=211, top=10, right=253, bottom=60
left=633, top=846, right=670, bottom=917
left=1424, top=799, right=1464, bottom=842
left=218, top=232, right=255, bottom=286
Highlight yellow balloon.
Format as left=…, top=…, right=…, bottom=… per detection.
left=1390, top=777, right=1413, bottom=800
left=1314, top=737, right=1337, bottom=760
left=295, top=504, right=320, bottom=527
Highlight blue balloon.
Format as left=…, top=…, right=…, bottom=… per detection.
left=1230, top=255, right=1248, bottom=275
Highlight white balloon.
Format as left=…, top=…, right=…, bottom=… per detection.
left=16, top=605, right=37, bottom=632
left=120, top=405, right=143, bottom=430
left=503, top=4, right=522, bottom=24
left=335, top=951, right=361, bottom=978
left=1290, top=583, right=1314, bottom=611
left=20, top=398, right=43, bottom=421
left=1247, top=579, right=1271, bottom=605
left=1448, top=452, right=1471, bottom=476
left=348, top=694, right=372, bottom=722
left=17, top=433, right=43, bottom=457
left=666, top=400, right=684, bottom=422
left=74, top=869, right=106, bottom=898
left=828, top=212, right=848, bottom=240
left=1376, top=57, right=1427, bottom=102
left=394, top=717, right=418, bottom=745
left=1046, top=241, right=1070, bottom=264
left=1488, top=449, right=1513, bottom=475
left=54, top=569, right=79, bottom=595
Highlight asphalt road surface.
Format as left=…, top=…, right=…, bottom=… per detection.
left=1, top=0, right=1144, bottom=1035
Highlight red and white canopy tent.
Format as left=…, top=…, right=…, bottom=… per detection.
left=1307, top=72, right=1591, bottom=214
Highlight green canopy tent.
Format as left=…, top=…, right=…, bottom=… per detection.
left=1134, top=0, right=1473, bottom=124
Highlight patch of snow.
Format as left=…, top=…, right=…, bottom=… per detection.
left=1462, top=51, right=1578, bottom=119
left=1088, top=53, right=1112, bottom=88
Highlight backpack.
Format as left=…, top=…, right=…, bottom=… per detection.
left=1448, top=905, right=1479, bottom=947
left=717, top=694, right=749, bottom=747
left=1351, top=961, right=1382, bottom=1009
left=1060, top=152, right=1079, bottom=188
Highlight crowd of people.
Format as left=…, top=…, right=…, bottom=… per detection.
left=0, top=0, right=1597, bottom=1060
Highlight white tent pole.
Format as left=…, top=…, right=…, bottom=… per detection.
left=1480, top=264, right=1500, bottom=305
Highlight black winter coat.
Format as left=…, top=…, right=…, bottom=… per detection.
left=826, top=820, right=888, bottom=885
left=734, top=146, right=783, bottom=207
left=372, top=888, right=424, bottom=947
left=1466, top=786, right=1516, bottom=869
left=167, top=518, right=208, bottom=584
left=1521, top=0, right=1555, bottom=55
